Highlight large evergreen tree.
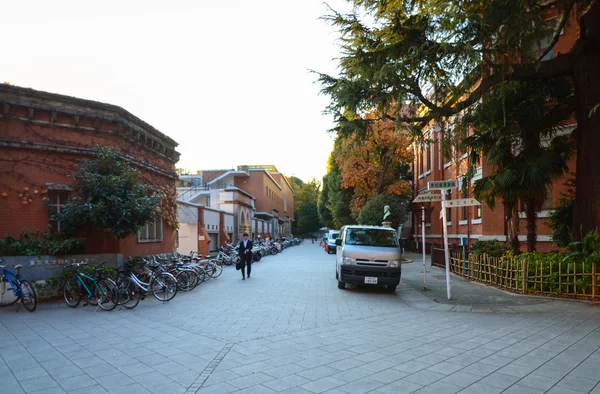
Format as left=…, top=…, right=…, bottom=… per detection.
left=317, top=0, right=600, bottom=241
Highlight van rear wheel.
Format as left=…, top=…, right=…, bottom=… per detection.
left=337, top=280, right=345, bottom=289
left=386, top=285, right=397, bottom=292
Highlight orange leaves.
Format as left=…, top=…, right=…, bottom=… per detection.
left=336, top=113, right=413, bottom=215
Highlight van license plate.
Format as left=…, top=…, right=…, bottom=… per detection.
left=364, top=277, right=378, bottom=284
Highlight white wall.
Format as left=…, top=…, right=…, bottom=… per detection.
left=204, top=210, right=220, bottom=233
left=177, top=223, right=198, bottom=254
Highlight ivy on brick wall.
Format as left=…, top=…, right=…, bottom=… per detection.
left=52, top=146, right=174, bottom=239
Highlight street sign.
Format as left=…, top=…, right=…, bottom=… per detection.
left=428, top=180, right=457, bottom=190
left=412, top=194, right=442, bottom=203
left=444, top=198, right=481, bottom=208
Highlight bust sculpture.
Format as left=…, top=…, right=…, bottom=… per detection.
left=383, top=205, right=391, bottom=221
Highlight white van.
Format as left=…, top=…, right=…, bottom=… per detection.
left=335, top=225, right=402, bottom=292
left=326, top=230, right=340, bottom=254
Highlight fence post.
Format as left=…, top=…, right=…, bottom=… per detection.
left=593, top=263, right=597, bottom=298
left=522, top=258, right=528, bottom=295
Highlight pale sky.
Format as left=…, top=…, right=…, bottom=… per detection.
left=1, top=0, right=352, bottom=183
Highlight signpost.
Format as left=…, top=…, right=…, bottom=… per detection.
left=413, top=181, right=476, bottom=300
left=412, top=193, right=438, bottom=290
left=412, top=194, right=442, bottom=203
left=443, top=198, right=480, bottom=208
left=428, top=180, right=456, bottom=300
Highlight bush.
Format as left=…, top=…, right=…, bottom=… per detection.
left=357, top=194, right=408, bottom=230
left=0, top=230, right=84, bottom=257
left=469, top=240, right=510, bottom=258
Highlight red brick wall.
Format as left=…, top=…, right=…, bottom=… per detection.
left=0, top=93, right=178, bottom=258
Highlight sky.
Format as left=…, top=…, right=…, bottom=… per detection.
left=0, top=0, right=353, bottom=183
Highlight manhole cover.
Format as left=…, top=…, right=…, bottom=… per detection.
left=432, top=275, right=446, bottom=280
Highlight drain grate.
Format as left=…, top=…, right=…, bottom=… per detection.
left=185, top=343, right=234, bottom=393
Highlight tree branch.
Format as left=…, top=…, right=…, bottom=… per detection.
left=536, top=0, right=577, bottom=62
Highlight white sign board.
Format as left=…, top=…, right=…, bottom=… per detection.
left=444, top=198, right=481, bottom=208
left=412, top=194, right=442, bottom=203
left=428, top=180, right=457, bottom=190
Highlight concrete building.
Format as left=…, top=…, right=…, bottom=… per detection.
left=410, top=3, right=578, bottom=253
left=177, top=165, right=295, bottom=244
left=0, top=84, right=179, bottom=257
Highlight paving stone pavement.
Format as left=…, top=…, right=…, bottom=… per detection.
left=1, top=243, right=600, bottom=393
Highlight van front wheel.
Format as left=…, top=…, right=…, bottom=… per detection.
left=337, top=280, right=346, bottom=289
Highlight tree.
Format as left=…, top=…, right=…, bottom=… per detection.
left=320, top=138, right=356, bottom=228
left=318, top=174, right=335, bottom=228
left=357, top=194, right=408, bottom=230
left=296, top=203, right=321, bottom=235
left=318, top=0, right=600, bottom=241
left=336, top=113, right=413, bottom=215
left=463, top=79, right=575, bottom=252
left=54, top=147, right=162, bottom=239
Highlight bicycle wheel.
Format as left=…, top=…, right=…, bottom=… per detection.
left=95, top=279, right=118, bottom=311
left=150, top=273, right=177, bottom=302
left=184, top=269, right=201, bottom=290
left=63, top=278, right=81, bottom=308
left=117, top=278, right=140, bottom=309
left=211, top=262, right=223, bottom=278
left=175, top=271, right=193, bottom=292
left=19, top=280, right=37, bottom=312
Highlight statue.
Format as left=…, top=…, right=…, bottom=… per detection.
left=383, top=205, right=391, bottom=221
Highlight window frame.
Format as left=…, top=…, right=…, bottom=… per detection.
left=138, top=216, right=163, bottom=243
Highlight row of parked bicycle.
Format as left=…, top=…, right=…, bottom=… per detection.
left=0, top=238, right=304, bottom=312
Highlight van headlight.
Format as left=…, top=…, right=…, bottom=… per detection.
left=343, top=257, right=356, bottom=265
left=389, top=260, right=399, bottom=268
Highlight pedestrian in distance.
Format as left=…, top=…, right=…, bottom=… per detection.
left=238, top=232, right=253, bottom=280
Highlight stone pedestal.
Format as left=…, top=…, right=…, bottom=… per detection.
left=382, top=221, right=392, bottom=228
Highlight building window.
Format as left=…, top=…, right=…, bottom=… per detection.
left=266, top=186, right=268, bottom=196
left=419, top=147, right=424, bottom=174
left=445, top=190, right=452, bottom=222
left=462, top=186, right=468, bottom=220
left=475, top=205, right=482, bottom=219
left=48, top=190, right=70, bottom=233
left=206, top=196, right=211, bottom=208
left=542, top=185, right=553, bottom=210
left=426, top=145, right=431, bottom=172
left=138, top=216, right=163, bottom=243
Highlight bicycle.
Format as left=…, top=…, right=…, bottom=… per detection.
left=63, top=262, right=119, bottom=311
left=0, top=260, right=37, bottom=312
left=117, top=260, right=177, bottom=305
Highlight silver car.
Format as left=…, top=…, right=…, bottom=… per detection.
left=335, top=225, right=402, bottom=292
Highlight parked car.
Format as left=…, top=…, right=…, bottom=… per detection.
left=326, top=230, right=340, bottom=254
left=335, top=225, right=402, bottom=292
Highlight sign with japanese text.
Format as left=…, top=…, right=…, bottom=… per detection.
left=427, top=180, right=457, bottom=190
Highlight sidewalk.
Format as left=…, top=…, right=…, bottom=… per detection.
left=400, top=252, right=594, bottom=314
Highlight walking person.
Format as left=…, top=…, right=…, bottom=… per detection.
left=238, top=233, right=253, bottom=280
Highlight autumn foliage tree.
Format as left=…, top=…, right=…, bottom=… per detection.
left=336, top=114, right=413, bottom=215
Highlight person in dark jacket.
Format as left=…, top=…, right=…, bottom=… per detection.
left=238, top=233, right=253, bottom=280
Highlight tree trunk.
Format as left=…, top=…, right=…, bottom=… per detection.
left=525, top=201, right=537, bottom=252
left=572, top=12, right=600, bottom=241
left=505, top=201, right=520, bottom=254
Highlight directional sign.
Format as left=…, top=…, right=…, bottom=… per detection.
left=428, top=180, right=457, bottom=190
left=444, top=198, right=481, bottom=208
left=412, top=194, right=442, bottom=203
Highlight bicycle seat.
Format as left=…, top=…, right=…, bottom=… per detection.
left=13, top=264, right=23, bottom=269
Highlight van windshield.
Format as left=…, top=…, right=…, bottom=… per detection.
left=344, top=228, right=398, bottom=247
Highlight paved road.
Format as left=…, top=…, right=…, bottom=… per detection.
left=1, top=243, right=600, bottom=394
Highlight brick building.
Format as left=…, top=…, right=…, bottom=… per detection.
left=411, top=2, right=578, bottom=253
left=0, top=84, right=180, bottom=257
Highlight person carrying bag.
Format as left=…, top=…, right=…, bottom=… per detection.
left=238, top=233, right=253, bottom=280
